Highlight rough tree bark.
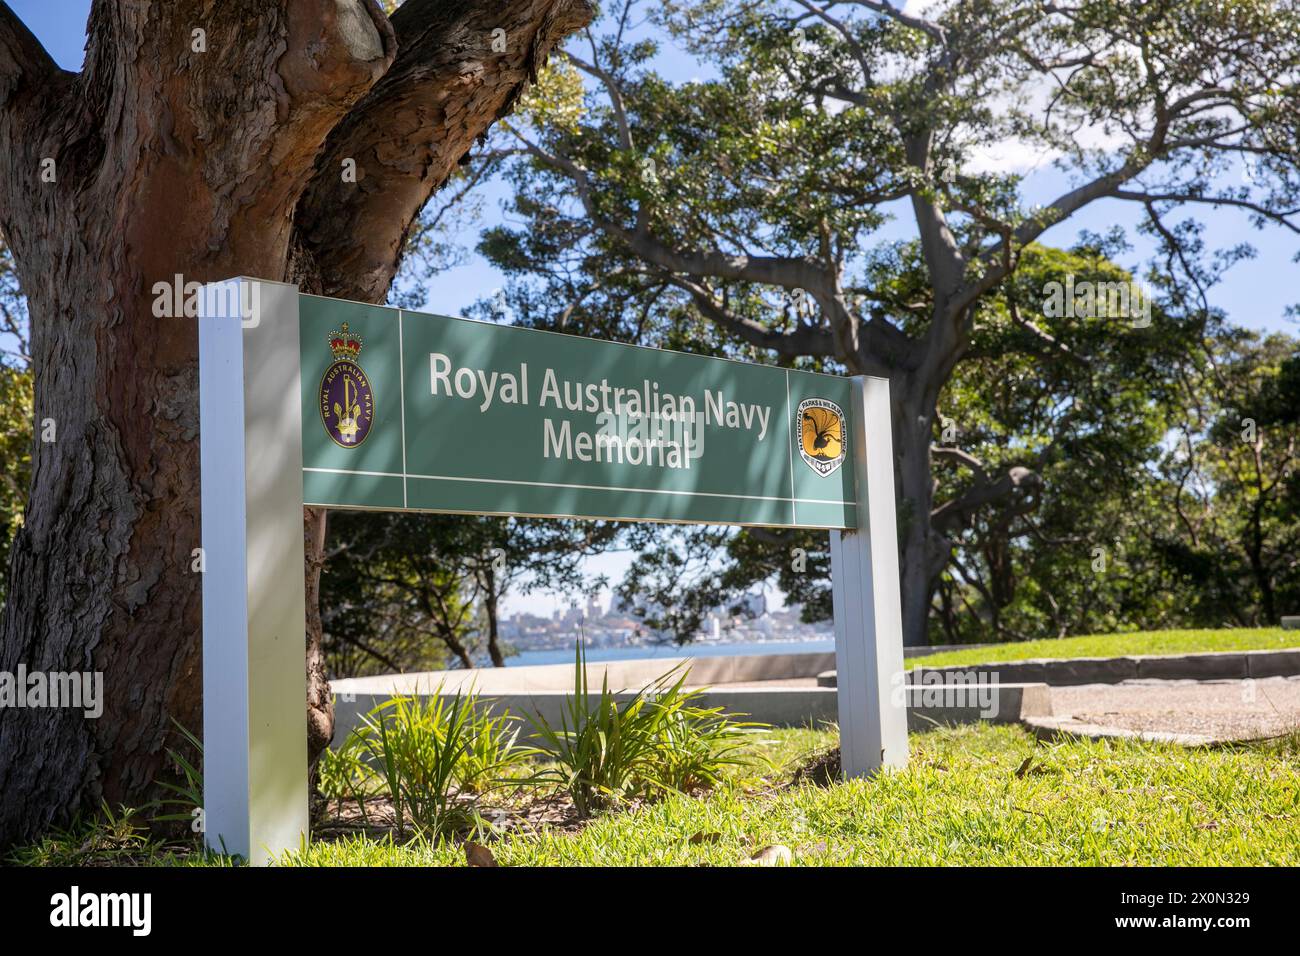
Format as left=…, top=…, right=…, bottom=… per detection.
left=480, top=564, right=506, bottom=668
left=0, top=0, right=591, bottom=849
left=892, top=389, right=949, bottom=647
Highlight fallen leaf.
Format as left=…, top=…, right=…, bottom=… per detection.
left=464, top=842, right=498, bottom=867
left=744, top=844, right=793, bottom=867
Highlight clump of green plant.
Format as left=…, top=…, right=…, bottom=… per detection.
left=455, top=709, right=525, bottom=793
left=153, top=719, right=204, bottom=832
left=523, top=644, right=767, bottom=816
left=347, top=688, right=528, bottom=838
left=317, top=728, right=373, bottom=821
left=645, top=699, right=765, bottom=795
left=6, top=803, right=153, bottom=866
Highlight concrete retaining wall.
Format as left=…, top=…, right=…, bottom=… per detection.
left=817, top=648, right=1300, bottom=688
left=330, top=681, right=1051, bottom=744
left=329, top=645, right=1300, bottom=745
left=330, top=644, right=993, bottom=703
left=332, top=651, right=837, bottom=699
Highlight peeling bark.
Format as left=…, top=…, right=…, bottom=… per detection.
left=295, top=0, right=592, bottom=302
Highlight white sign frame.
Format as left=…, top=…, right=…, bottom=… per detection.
left=198, top=278, right=907, bottom=865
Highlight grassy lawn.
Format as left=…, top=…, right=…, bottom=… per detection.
left=910, top=626, right=1299, bottom=670
left=19, top=722, right=1296, bottom=867
left=284, top=725, right=1299, bottom=867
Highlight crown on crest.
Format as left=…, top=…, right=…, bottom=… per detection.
left=328, top=322, right=363, bottom=360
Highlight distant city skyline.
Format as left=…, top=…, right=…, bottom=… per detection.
left=499, top=585, right=822, bottom=663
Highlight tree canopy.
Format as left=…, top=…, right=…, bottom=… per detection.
left=430, top=0, right=1300, bottom=644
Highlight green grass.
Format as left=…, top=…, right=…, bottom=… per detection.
left=13, top=718, right=1300, bottom=868
left=278, top=725, right=1300, bottom=867
left=910, top=626, right=1298, bottom=670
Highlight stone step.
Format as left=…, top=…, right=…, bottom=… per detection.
left=331, top=681, right=1053, bottom=744
left=816, top=647, right=1300, bottom=688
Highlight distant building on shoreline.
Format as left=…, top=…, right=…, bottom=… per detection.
left=500, top=593, right=831, bottom=655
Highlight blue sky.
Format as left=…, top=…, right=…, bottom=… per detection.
left=12, top=1, right=1299, bottom=615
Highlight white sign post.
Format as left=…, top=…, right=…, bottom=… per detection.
left=195, top=279, right=906, bottom=863
left=198, top=278, right=308, bottom=864
left=831, top=376, right=909, bottom=774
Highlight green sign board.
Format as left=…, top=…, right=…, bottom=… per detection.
left=200, top=278, right=904, bottom=860
left=297, top=294, right=858, bottom=529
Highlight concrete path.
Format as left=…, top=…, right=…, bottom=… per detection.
left=1048, top=676, right=1300, bottom=741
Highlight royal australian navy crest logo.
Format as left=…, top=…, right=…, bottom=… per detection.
left=320, top=322, right=374, bottom=448
left=797, top=398, right=846, bottom=477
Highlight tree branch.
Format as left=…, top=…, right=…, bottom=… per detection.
left=0, top=2, right=60, bottom=110
left=667, top=274, right=836, bottom=360
left=1007, top=297, right=1092, bottom=365
left=565, top=45, right=633, bottom=151
left=931, top=465, right=1042, bottom=535
left=508, top=125, right=910, bottom=373
left=294, top=0, right=595, bottom=301
left=846, top=0, right=946, bottom=42
left=6, top=0, right=402, bottom=290
left=1114, top=188, right=1300, bottom=235
left=791, top=0, right=871, bottom=84
left=0, top=2, right=66, bottom=228
left=931, top=445, right=989, bottom=483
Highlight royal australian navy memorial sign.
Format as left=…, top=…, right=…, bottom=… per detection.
left=197, top=277, right=907, bottom=864
left=302, top=290, right=858, bottom=526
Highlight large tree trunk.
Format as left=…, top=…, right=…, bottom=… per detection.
left=0, top=0, right=590, bottom=850
left=482, top=566, right=506, bottom=668
left=892, top=381, right=949, bottom=647
left=304, top=507, right=332, bottom=765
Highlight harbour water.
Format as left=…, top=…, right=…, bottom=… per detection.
left=506, top=638, right=834, bottom=667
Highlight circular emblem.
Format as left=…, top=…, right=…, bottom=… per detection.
left=797, top=398, right=846, bottom=477
left=320, top=323, right=374, bottom=448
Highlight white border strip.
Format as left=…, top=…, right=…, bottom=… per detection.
left=784, top=369, right=797, bottom=523
left=397, top=309, right=408, bottom=508
left=302, top=466, right=853, bottom=507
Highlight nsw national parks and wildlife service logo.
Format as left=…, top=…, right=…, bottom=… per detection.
left=797, top=398, right=846, bottom=477
left=320, top=322, right=374, bottom=448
